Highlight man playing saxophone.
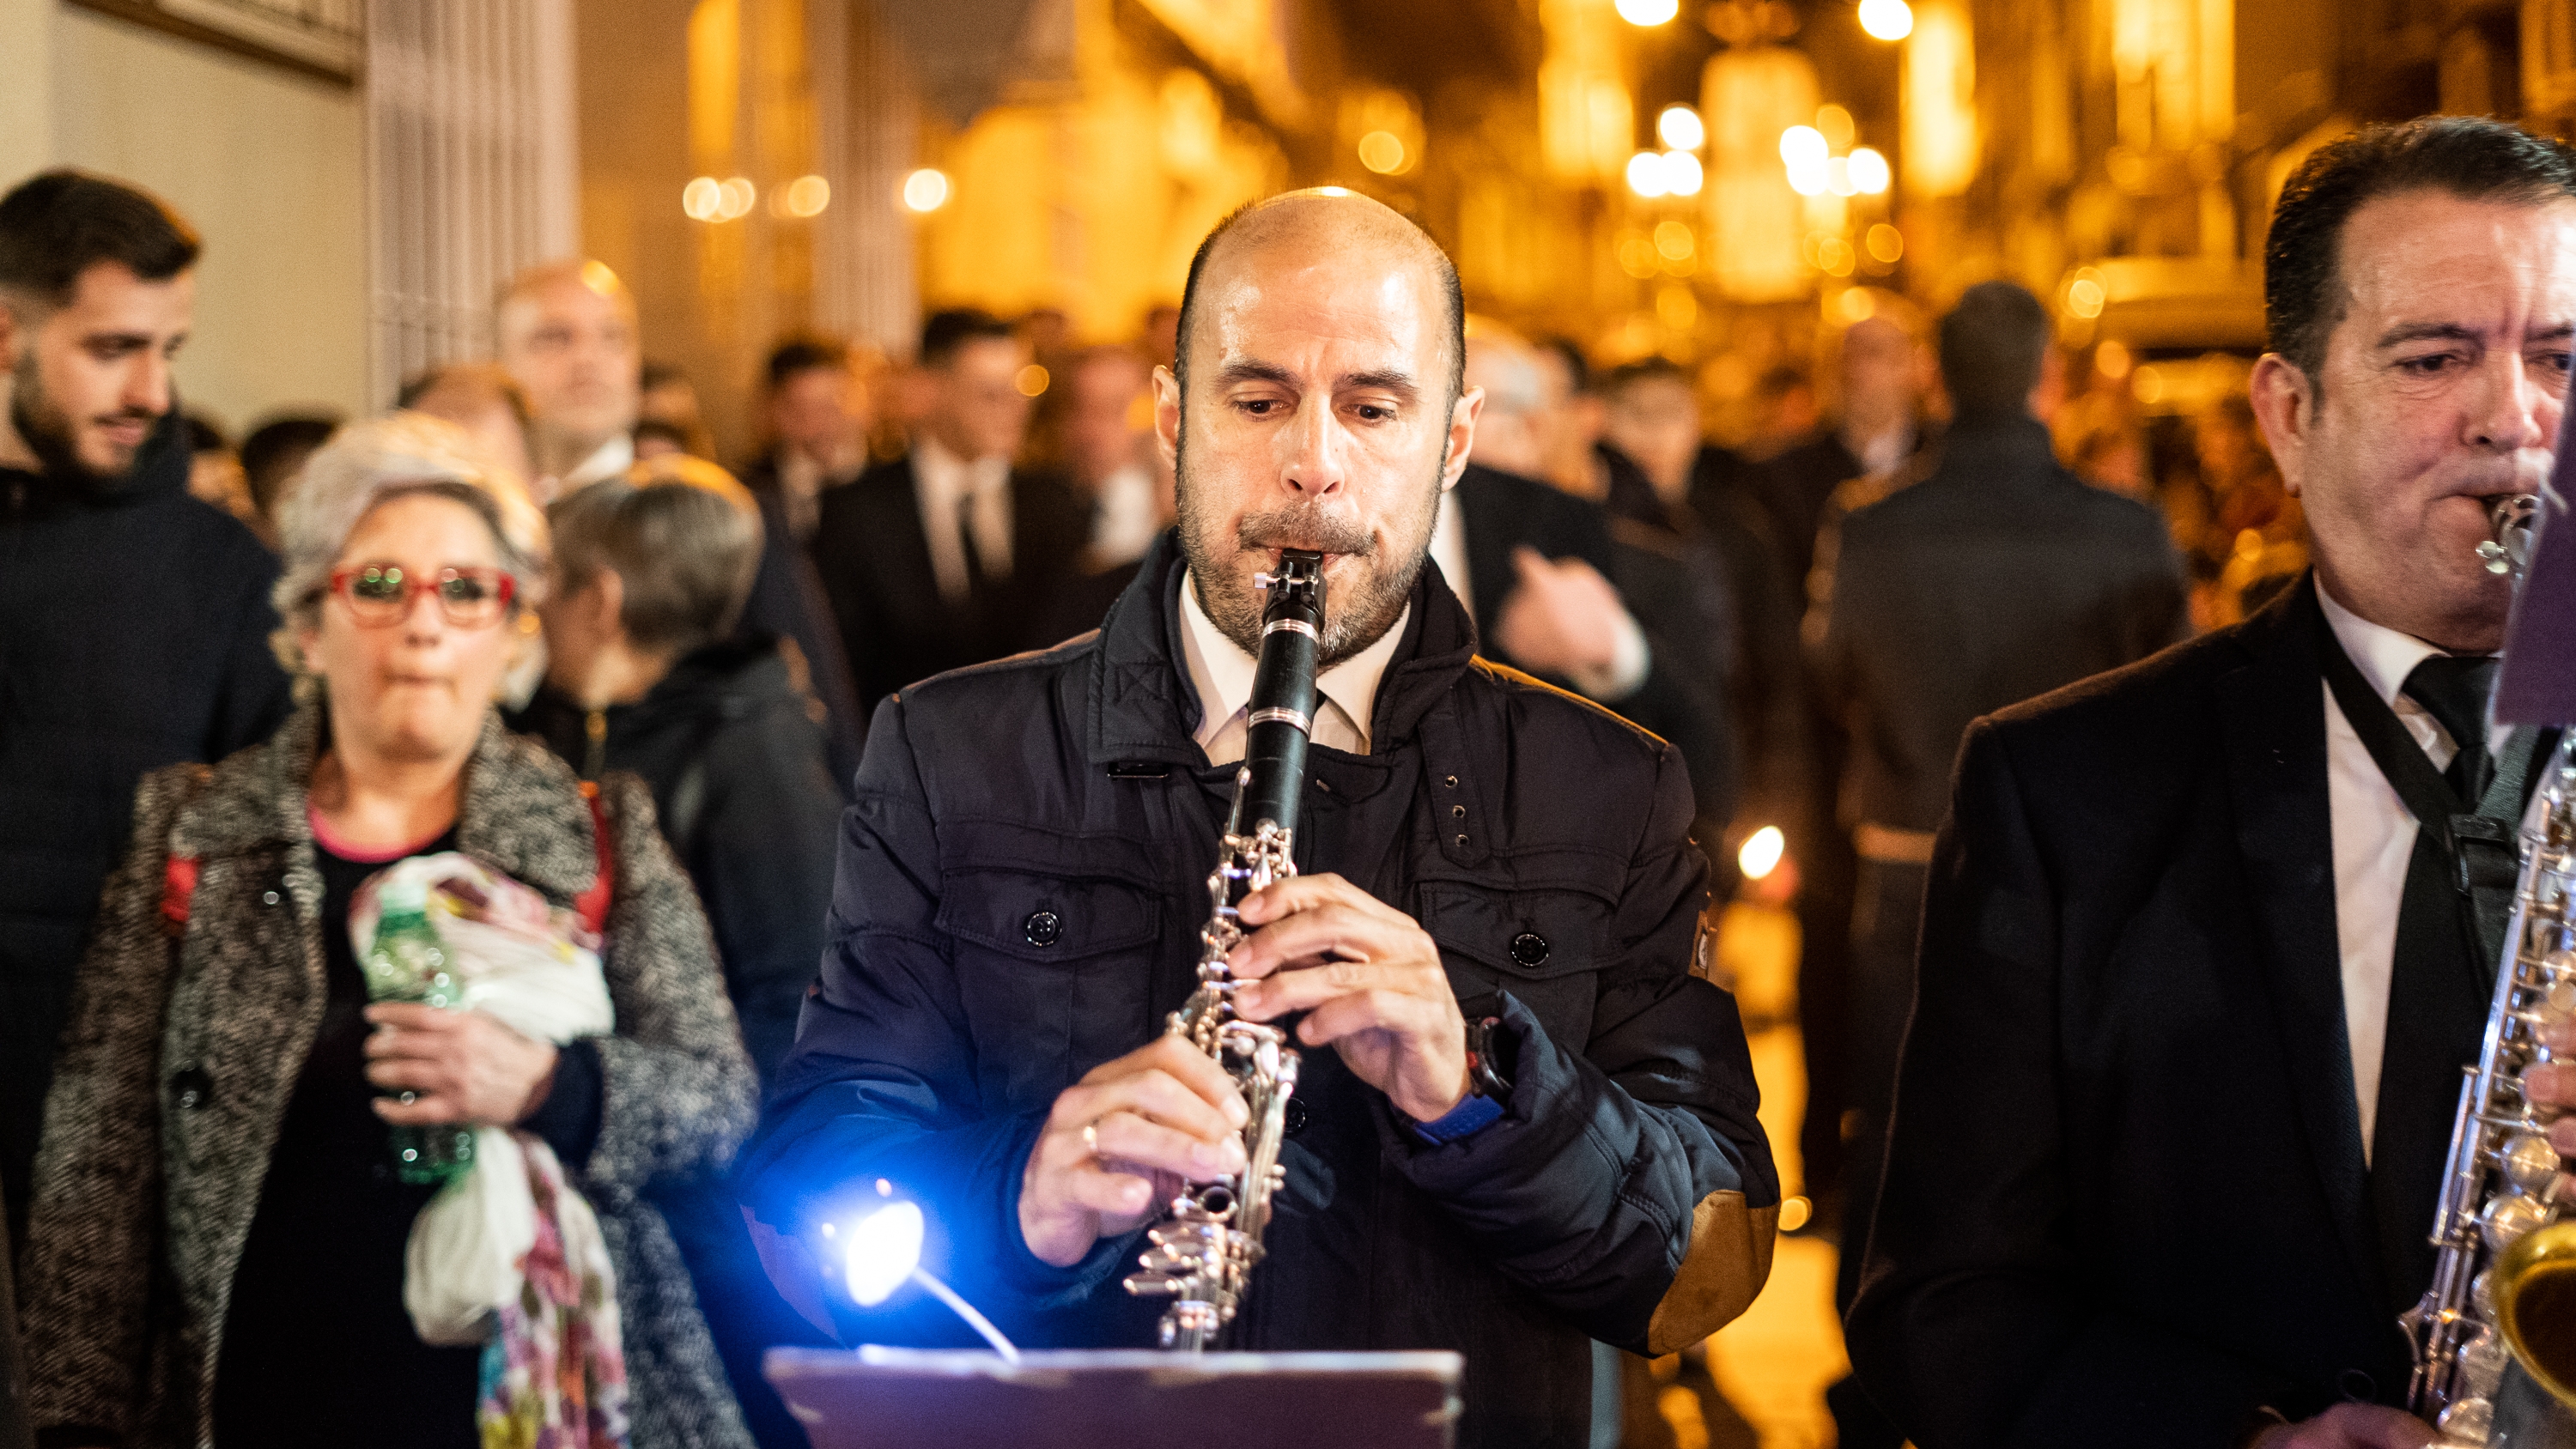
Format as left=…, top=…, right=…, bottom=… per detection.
left=1848, top=116, right=2576, bottom=1449
left=741, top=191, right=1777, bottom=1449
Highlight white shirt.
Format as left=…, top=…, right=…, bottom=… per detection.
left=1087, top=462, right=1163, bottom=568
left=1425, top=488, right=1649, bottom=700
left=556, top=433, right=635, bottom=497
left=1177, top=569, right=1406, bottom=764
left=2319, top=585, right=2508, bottom=1158
left=912, top=436, right=1015, bottom=603
left=1429, top=488, right=1475, bottom=621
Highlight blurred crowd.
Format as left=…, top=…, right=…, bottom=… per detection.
left=0, top=161, right=2269, bottom=1449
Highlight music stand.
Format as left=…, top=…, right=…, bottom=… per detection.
left=766, top=1346, right=1463, bottom=1449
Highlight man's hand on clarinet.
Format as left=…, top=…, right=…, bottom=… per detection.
left=1019, top=1035, right=1248, bottom=1267
left=1229, top=872, right=1471, bottom=1124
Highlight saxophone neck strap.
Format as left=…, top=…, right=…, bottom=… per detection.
left=2312, top=605, right=2553, bottom=970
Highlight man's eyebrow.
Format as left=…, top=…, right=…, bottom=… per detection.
left=2374, top=321, right=2483, bottom=349
left=1216, top=359, right=1298, bottom=387
left=2528, top=321, right=2576, bottom=343
left=1340, top=368, right=1421, bottom=398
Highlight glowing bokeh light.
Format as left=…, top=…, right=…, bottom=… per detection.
left=1779, top=125, right=1828, bottom=169
left=901, top=168, right=951, bottom=213
left=781, top=174, right=832, bottom=217
left=1858, top=0, right=1914, bottom=40
left=1015, top=364, right=1050, bottom=397
left=1656, top=105, right=1705, bottom=153
left=1615, top=0, right=1680, bottom=24
left=682, top=177, right=723, bottom=221
left=1661, top=151, right=1704, bottom=197
left=1848, top=147, right=1892, bottom=195
left=1739, top=826, right=1786, bottom=881
left=1626, top=150, right=1670, bottom=198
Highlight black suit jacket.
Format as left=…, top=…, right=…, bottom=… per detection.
left=807, top=453, right=1089, bottom=712
left=1847, top=576, right=2423, bottom=1446
left=1451, top=463, right=1738, bottom=835
left=1812, top=415, right=2189, bottom=834
left=736, top=451, right=868, bottom=796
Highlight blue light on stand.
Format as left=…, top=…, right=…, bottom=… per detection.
left=839, top=1190, right=1022, bottom=1363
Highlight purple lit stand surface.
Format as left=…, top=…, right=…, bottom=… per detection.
left=765, top=1346, right=1462, bottom=1449
left=2496, top=452, right=2576, bottom=726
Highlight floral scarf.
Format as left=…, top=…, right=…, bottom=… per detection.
left=476, top=1133, right=631, bottom=1448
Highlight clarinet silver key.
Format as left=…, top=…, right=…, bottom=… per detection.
left=1122, top=549, right=1324, bottom=1350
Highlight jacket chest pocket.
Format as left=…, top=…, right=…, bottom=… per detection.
left=1417, top=882, right=1612, bottom=1046
left=936, top=868, right=1165, bottom=1111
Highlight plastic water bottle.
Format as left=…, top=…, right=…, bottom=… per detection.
left=361, top=894, right=476, bottom=1185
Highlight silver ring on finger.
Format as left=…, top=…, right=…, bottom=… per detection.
left=1082, top=1119, right=1100, bottom=1158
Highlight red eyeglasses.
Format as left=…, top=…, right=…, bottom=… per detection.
left=325, top=565, right=517, bottom=628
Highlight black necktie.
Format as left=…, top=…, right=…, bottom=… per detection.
left=2403, top=654, right=2500, bottom=800
left=2371, top=652, right=2508, bottom=1315
left=957, top=491, right=987, bottom=595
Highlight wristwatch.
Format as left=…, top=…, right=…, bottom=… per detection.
left=1413, top=1016, right=1512, bottom=1145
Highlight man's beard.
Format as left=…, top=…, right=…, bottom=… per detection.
left=1174, top=415, right=1441, bottom=667
left=10, top=350, right=147, bottom=483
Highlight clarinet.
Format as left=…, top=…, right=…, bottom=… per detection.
left=1123, top=549, right=1324, bottom=1349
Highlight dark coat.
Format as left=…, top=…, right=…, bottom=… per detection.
left=512, top=638, right=841, bottom=1085
left=19, top=706, right=760, bottom=1448
left=1452, top=463, right=1738, bottom=841
left=1846, top=578, right=2422, bottom=1446
left=734, top=452, right=867, bottom=797
left=805, top=454, right=1090, bottom=712
left=1810, top=414, right=2190, bottom=834
left=0, top=409, right=291, bottom=1237
left=1674, top=446, right=1815, bottom=849
left=513, top=640, right=842, bottom=1449
left=739, top=536, right=1778, bottom=1449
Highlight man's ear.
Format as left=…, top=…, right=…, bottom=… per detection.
left=588, top=567, right=627, bottom=638
left=1443, top=385, right=1486, bottom=489
left=1151, top=364, right=1182, bottom=468
left=2247, top=353, right=2315, bottom=498
left=0, top=295, right=22, bottom=375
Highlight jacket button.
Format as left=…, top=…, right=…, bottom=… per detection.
left=1284, top=1097, right=1309, bottom=1137
left=1510, top=932, right=1550, bottom=968
left=171, top=1066, right=213, bottom=1110
left=1024, top=910, right=1063, bottom=948
left=261, top=889, right=281, bottom=906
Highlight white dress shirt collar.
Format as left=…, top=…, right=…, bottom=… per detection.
left=555, top=433, right=635, bottom=498
left=1177, top=569, right=1406, bottom=763
left=912, top=435, right=1015, bottom=601
left=2318, top=580, right=2503, bottom=755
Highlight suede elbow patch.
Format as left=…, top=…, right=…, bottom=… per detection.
left=1643, top=1191, right=1777, bottom=1355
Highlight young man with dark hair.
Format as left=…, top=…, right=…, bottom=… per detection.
left=806, top=308, right=1086, bottom=711
left=744, top=191, right=1775, bottom=1449
left=237, top=411, right=341, bottom=531
left=0, top=169, right=292, bottom=1238
left=1849, top=116, right=2576, bottom=1449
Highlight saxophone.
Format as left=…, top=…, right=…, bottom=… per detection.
left=2403, top=494, right=2576, bottom=1445
left=1122, top=549, right=1324, bottom=1350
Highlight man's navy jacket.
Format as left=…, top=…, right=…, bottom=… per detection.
left=742, top=531, right=1779, bottom=1448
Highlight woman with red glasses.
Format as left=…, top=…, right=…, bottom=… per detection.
left=18, top=412, right=761, bottom=1449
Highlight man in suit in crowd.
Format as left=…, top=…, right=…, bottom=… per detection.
left=736, top=336, right=871, bottom=790
left=496, top=258, right=641, bottom=498
left=1813, top=280, right=2188, bottom=1448
left=809, top=308, right=1087, bottom=712
left=1753, top=299, right=1928, bottom=592
left=1442, top=332, right=1737, bottom=846
left=1849, top=116, right=2576, bottom=1449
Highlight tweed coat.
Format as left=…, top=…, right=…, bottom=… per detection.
left=19, top=705, right=762, bottom=1448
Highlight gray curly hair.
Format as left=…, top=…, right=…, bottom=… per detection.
left=270, top=411, right=550, bottom=681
